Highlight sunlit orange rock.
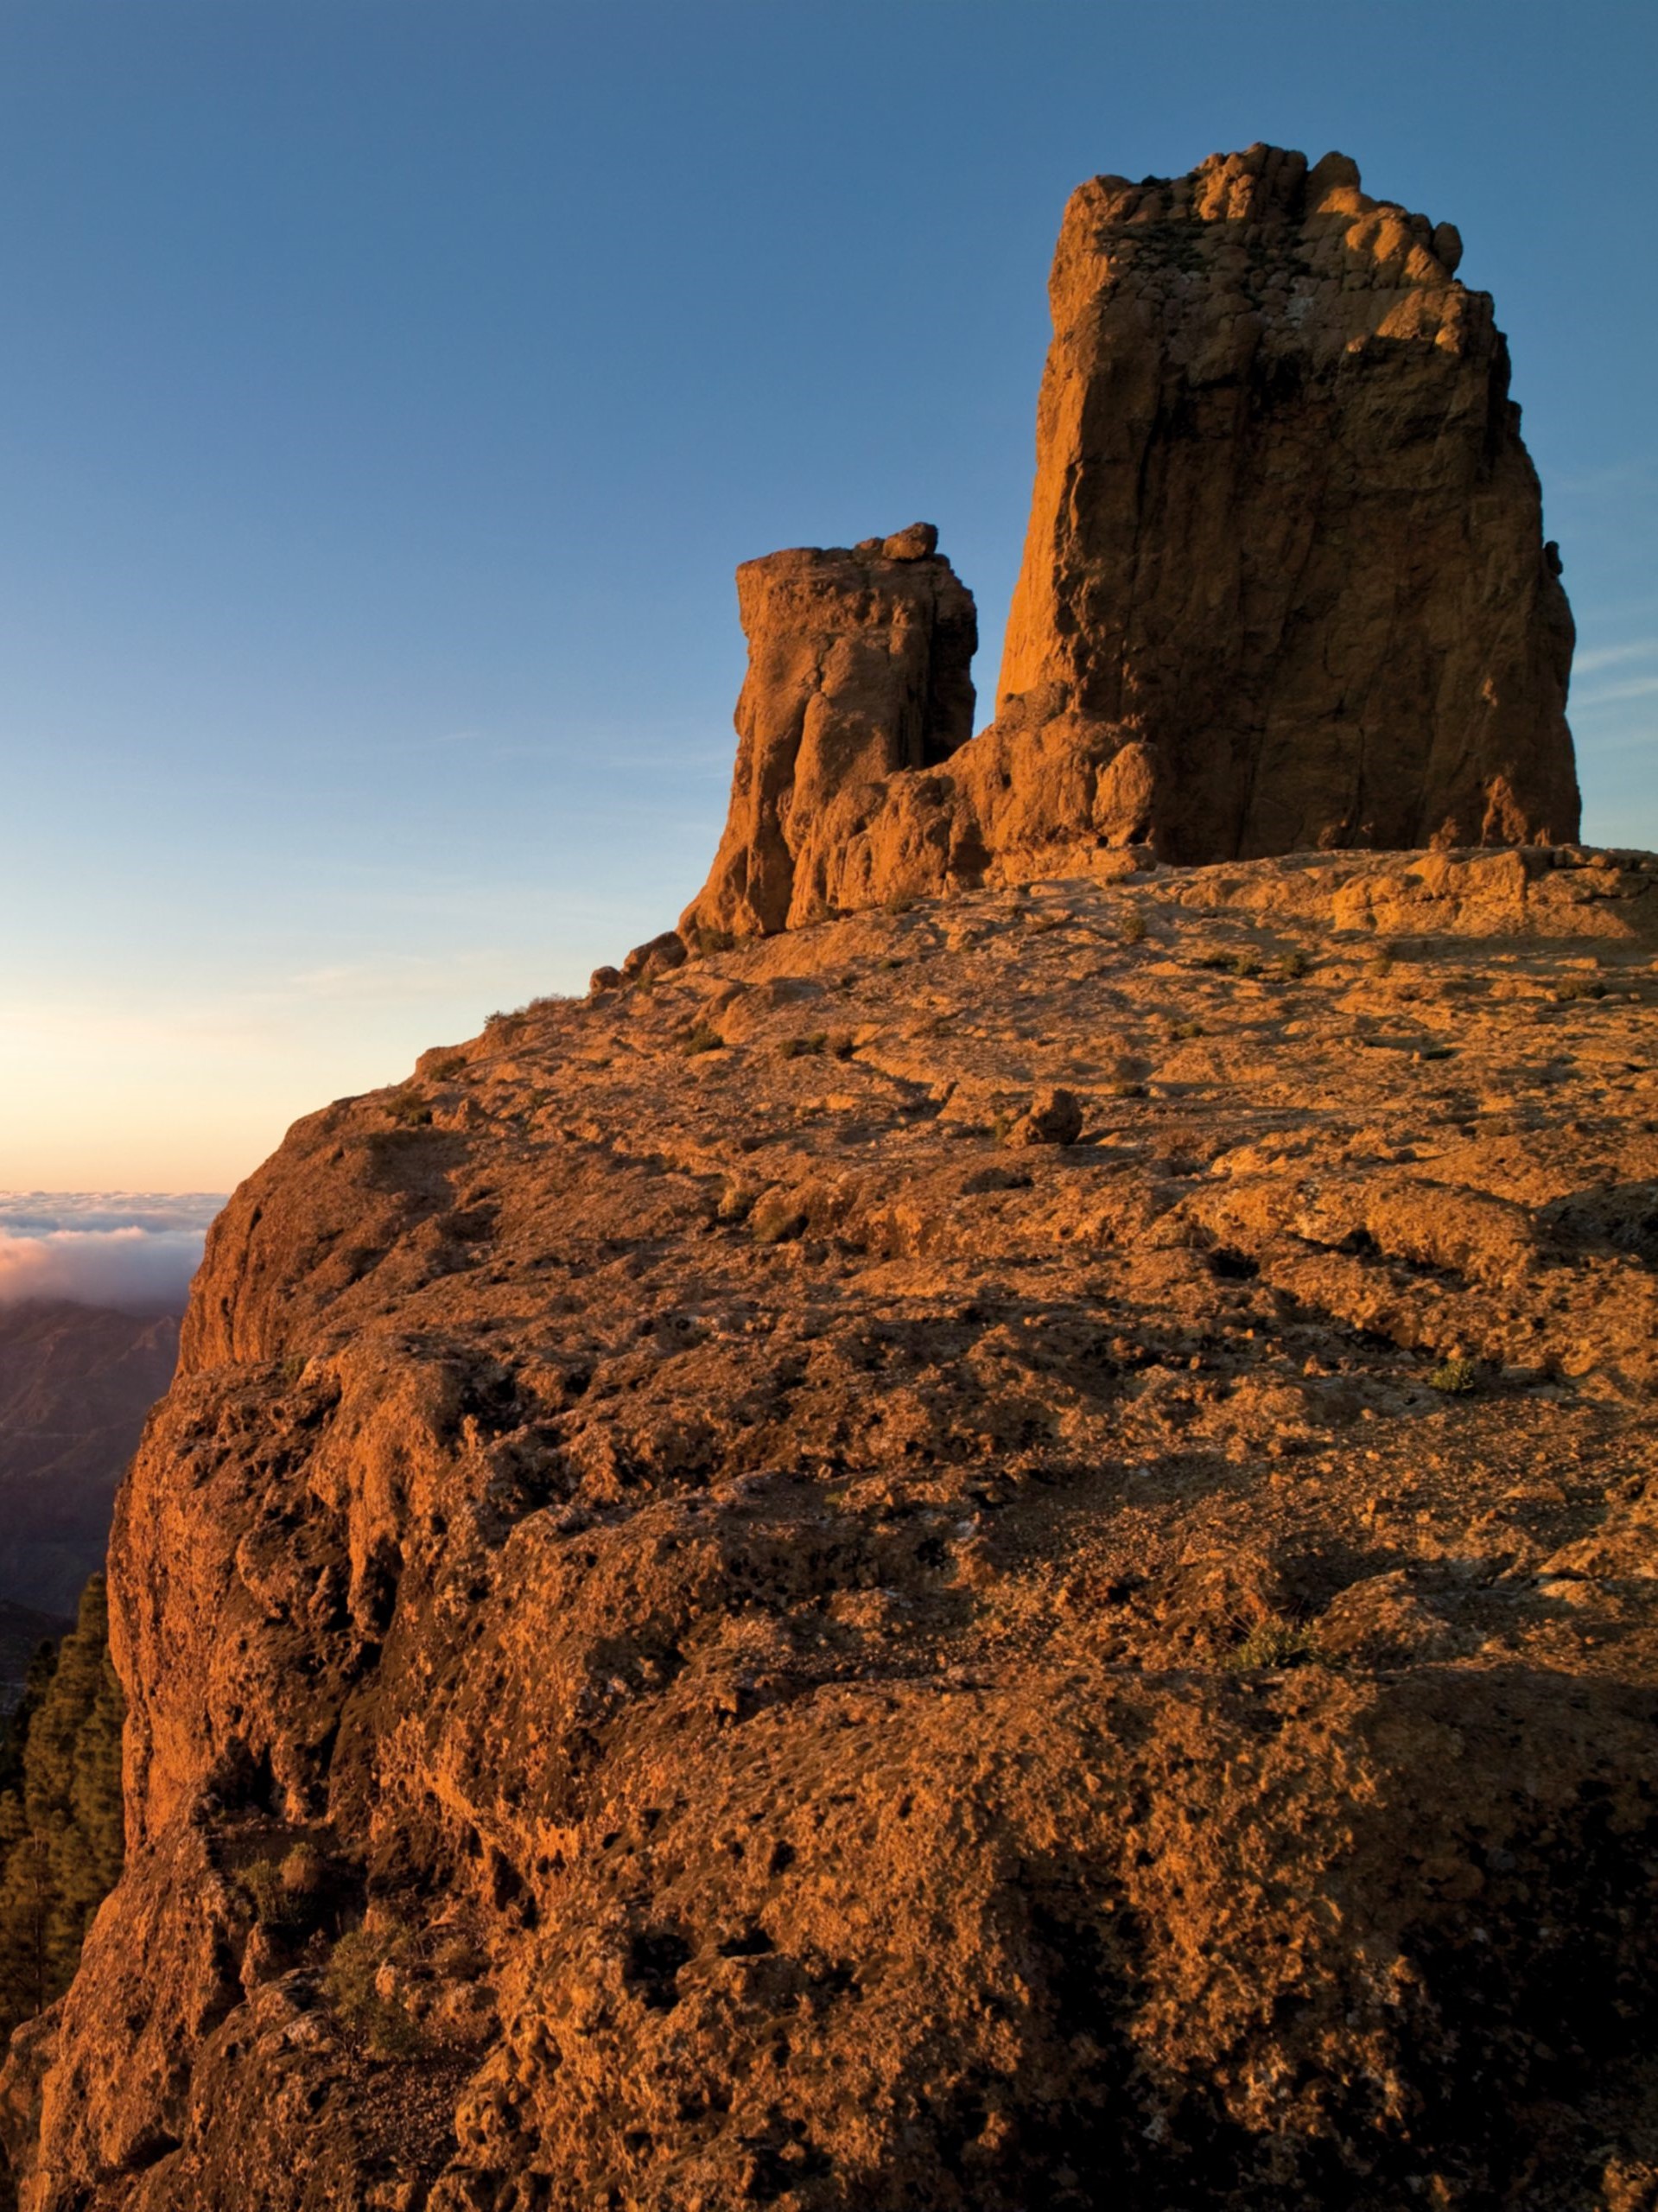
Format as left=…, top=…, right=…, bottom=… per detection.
left=998, top=143, right=1579, bottom=859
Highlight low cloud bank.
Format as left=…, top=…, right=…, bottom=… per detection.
left=0, top=1195, right=225, bottom=1313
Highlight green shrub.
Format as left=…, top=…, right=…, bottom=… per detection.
left=326, top=1923, right=426, bottom=2059
left=1223, top=1618, right=1316, bottom=1672
left=1426, top=1357, right=1479, bottom=1395
left=778, top=1033, right=828, bottom=1059
left=238, top=1856, right=288, bottom=1925
left=1121, top=908, right=1147, bottom=945
left=280, top=1840, right=327, bottom=1900
left=384, top=1088, right=432, bottom=1128
left=677, top=1024, right=724, bottom=1057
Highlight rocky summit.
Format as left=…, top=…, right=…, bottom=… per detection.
left=1001, top=143, right=1580, bottom=863
left=1, top=150, right=1639, bottom=2212
left=677, top=146, right=1579, bottom=944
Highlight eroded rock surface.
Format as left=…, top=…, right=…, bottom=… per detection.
left=679, top=544, right=1166, bottom=938
left=683, top=150, right=1579, bottom=938
left=11, top=848, right=1658, bottom=2209
left=678, top=530, right=977, bottom=942
left=1000, top=143, right=1579, bottom=860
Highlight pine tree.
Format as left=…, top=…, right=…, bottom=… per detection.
left=0, top=1575, right=125, bottom=2052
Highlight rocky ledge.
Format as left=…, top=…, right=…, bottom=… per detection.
left=9, top=847, right=1658, bottom=2210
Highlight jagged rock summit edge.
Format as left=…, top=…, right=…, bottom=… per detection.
left=676, top=143, right=1578, bottom=957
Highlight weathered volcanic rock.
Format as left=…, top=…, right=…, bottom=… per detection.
left=999, top=143, right=1579, bottom=860
left=11, top=847, right=1658, bottom=2209
left=678, top=529, right=978, bottom=942
left=680, top=543, right=1161, bottom=938
left=680, top=150, right=1577, bottom=944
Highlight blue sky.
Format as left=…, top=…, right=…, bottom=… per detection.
left=3, top=0, right=1654, bottom=1189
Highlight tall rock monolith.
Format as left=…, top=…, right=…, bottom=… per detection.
left=998, top=143, right=1580, bottom=860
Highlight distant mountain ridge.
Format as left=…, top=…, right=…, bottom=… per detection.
left=0, top=1302, right=179, bottom=1618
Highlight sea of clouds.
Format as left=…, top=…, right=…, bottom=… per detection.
left=0, top=1193, right=226, bottom=1313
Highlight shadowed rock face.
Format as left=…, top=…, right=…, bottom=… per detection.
left=999, top=143, right=1580, bottom=861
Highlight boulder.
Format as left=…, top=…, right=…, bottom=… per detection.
left=620, top=930, right=688, bottom=983
left=1005, top=1085, right=1084, bottom=1147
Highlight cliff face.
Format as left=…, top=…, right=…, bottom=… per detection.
left=998, top=144, right=1579, bottom=860
left=10, top=847, right=1658, bottom=2209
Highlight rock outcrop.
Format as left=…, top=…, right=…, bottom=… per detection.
left=996, top=144, right=1579, bottom=861
left=10, top=848, right=1658, bottom=2209
left=679, top=527, right=978, bottom=943
left=683, top=148, right=1579, bottom=939
left=678, top=531, right=1171, bottom=940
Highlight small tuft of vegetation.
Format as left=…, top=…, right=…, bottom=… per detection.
left=326, top=1923, right=427, bottom=2060
left=238, top=1855, right=289, bottom=1926
left=778, top=1033, right=828, bottom=1059
left=427, top=1053, right=468, bottom=1082
left=693, top=927, right=736, bottom=956
left=1169, top=1020, right=1204, bottom=1041
left=1281, top=949, right=1311, bottom=979
left=384, top=1088, right=433, bottom=1128
left=677, top=1024, right=725, bottom=1057
left=1223, top=1618, right=1317, bottom=1672
left=748, top=1192, right=810, bottom=1246
left=1426, top=1357, right=1480, bottom=1395
left=1553, top=977, right=1608, bottom=1002
left=1121, top=908, right=1148, bottom=945
left=884, top=894, right=916, bottom=916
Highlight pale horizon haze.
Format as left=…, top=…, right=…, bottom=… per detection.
left=3, top=0, right=1655, bottom=1192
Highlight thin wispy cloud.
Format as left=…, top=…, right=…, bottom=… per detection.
left=1573, top=675, right=1658, bottom=709
left=1575, top=639, right=1658, bottom=676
